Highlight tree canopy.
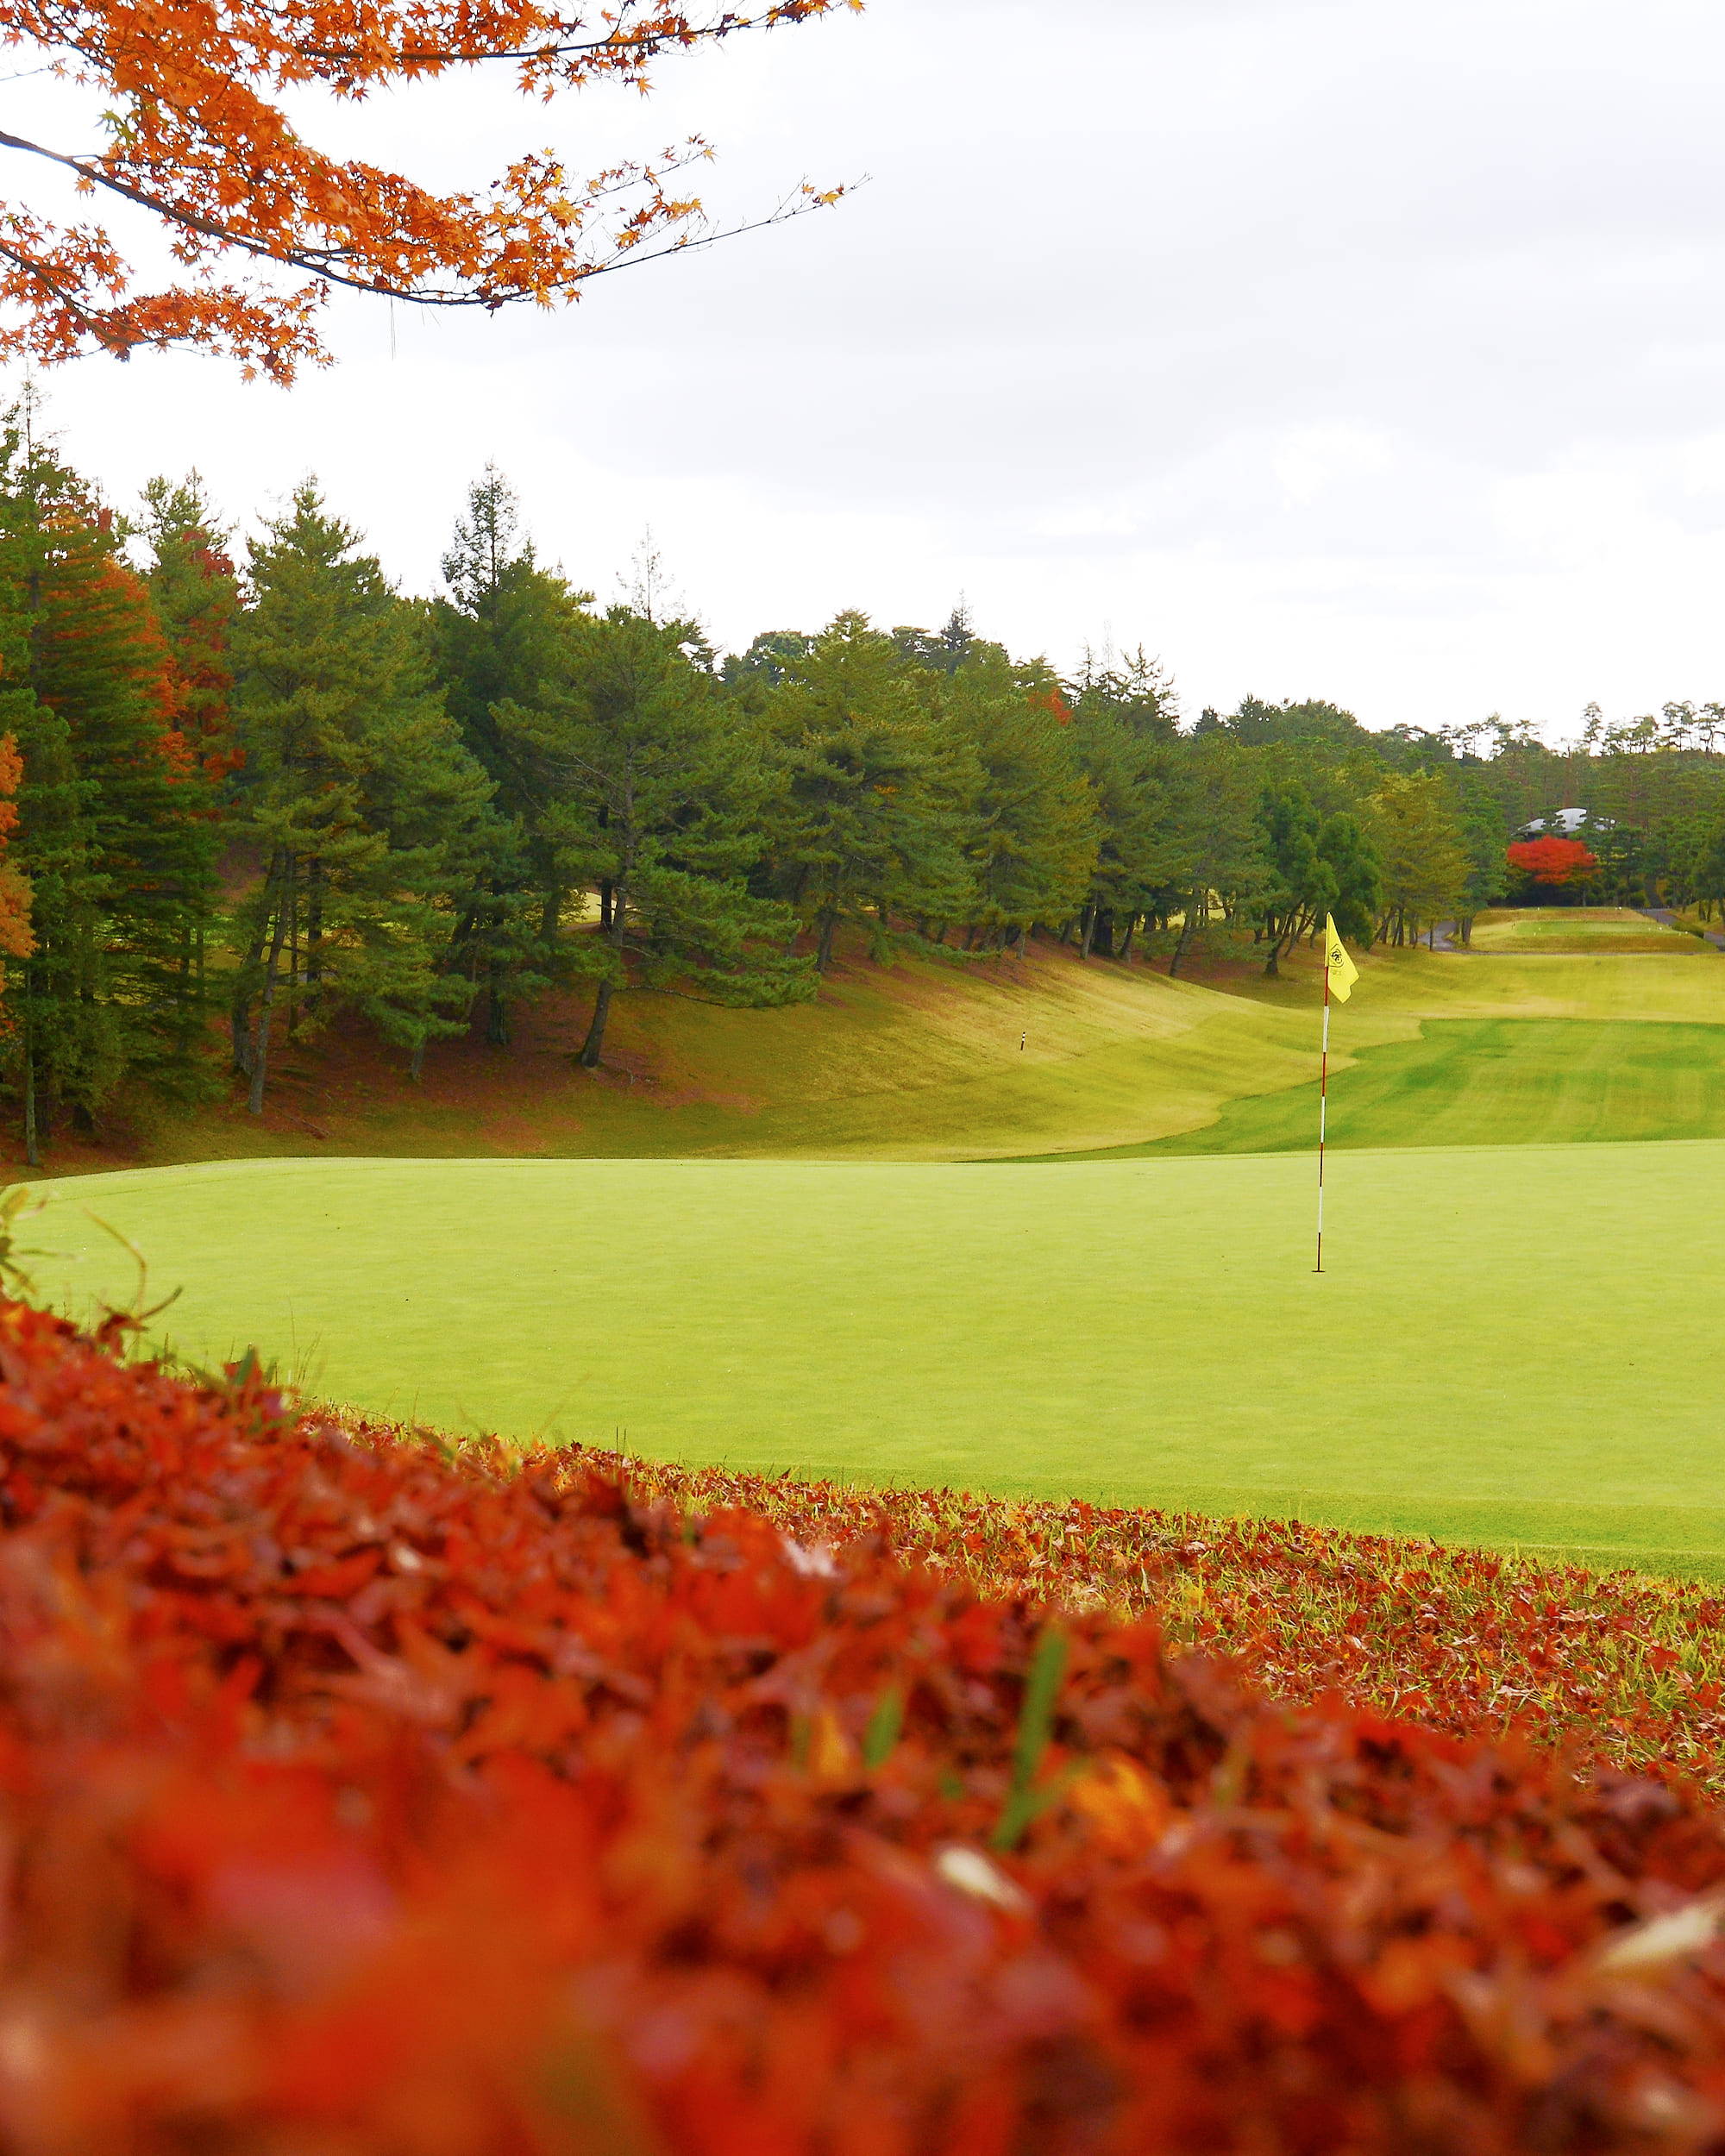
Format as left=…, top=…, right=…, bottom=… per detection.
left=3, top=420, right=1725, bottom=1165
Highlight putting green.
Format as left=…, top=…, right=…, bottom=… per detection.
left=32, top=1143, right=1725, bottom=1581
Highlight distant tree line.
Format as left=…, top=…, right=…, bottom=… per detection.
left=3, top=410, right=1724, bottom=1163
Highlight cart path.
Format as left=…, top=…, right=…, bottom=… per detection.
left=1640, top=906, right=1725, bottom=951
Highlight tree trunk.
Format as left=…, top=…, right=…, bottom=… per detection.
left=580, top=978, right=614, bottom=1069
left=1168, top=903, right=1195, bottom=979
left=1079, top=906, right=1096, bottom=960
left=1015, top=924, right=1028, bottom=957
left=1059, top=918, right=1076, bottom=947
left=22, top=1017, right=37, bottom=1169
left=599, top=881, right=613, bottom=931
left=306, top=864, right=323, bottom=1009
left=541, top=888, right=562, bottom=942
left=486, top=963, right=509, bottom=1046
left=1118, top=912, right=1137, bottom=963
left=815, top=907, right=839, bottom=973
left=248, top=902, right=290, bottom=1115
left=785, top=868, right=810, bottom=955
left=410, top=1038, right=425, bottom=1082
left=285, top=884, right=298, bottom=1042
left=176, top=926, right=193, bottom=1058
left=231, top=908, right=272, bottom=1075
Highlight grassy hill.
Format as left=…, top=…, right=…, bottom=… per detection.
left=16, top=906, right=1725, bottom=1175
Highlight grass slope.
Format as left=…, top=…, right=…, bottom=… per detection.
left=21, top=919, right=1725, bottom=1175
left=37, top=1138, right=1725, bottom=1579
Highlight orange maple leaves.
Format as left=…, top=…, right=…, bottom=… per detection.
left=0, top=0, right=861, bottom=379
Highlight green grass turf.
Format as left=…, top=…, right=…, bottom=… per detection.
left=57, top=941, right=1721, bottom=1175
left=1049, top=1018, right=1725, bottom=1159
left=33, top=1141, right=1725, bottom=1582
left=1469, top=906, right=1692, bottom=953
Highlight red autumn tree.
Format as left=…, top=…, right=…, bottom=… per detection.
left=0, top=0, right=859, bottom=382
left=1507, top=835, right=1598, bottom=887
left=0, top=733, right=33, bottom=1018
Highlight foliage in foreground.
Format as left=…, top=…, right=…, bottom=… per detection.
left=570, top=1449, right=1725, bottom=1796
left=8, top=1312, right=1725, bottom=2153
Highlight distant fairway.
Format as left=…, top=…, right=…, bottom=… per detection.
left=34, top=1142, right=1725, bottom=1582
left=1470, top=906, right=1697, bottom=954
left=1076, top=1018, right=1725, bottom=1157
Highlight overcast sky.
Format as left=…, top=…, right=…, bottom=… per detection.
left=16, top=0, right=1725, bottom=731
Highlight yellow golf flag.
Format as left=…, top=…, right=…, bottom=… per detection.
left=1322, top=914, right=1360, bottom=1001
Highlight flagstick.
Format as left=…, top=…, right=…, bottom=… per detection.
left=1314, top=963, right=1330, bottom=1274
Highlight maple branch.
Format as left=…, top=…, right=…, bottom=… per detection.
left=0, top=125, right=847, bottom=311
left=0, top=230, right=135, bottom=356
left=0, top=0, right=862, bottom=374
left=304, top=1, right=849, bottom=72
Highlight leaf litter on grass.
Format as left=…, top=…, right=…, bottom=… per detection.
left=505, top=1444, right=1725, bottom=1795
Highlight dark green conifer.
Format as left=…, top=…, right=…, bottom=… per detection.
left=229, top=482, right=492, bottom=1108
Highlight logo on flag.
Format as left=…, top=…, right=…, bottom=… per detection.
left=1322, top=914, right=1360, bottom=1002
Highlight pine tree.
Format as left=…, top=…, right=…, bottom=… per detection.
left=1372, top=774, right=1472, bottom=947
left=760, top=611, right=968, bottom=971
left=229, top=483, right=492, bottom=1108
left=0, top=431, right=104, bottom=1163
left=941, top=653, right=1095, bottom=949
left=139, top=471, right=242, bottom=781
left=430, top=467, right=592, bottom=1045
left=1063, top=706, right=1178, bottom=959
left=0, top=396, right=218, bottom=1156
left=1163, top=735, right=1270, bottom=977
left=495, top=605, right=812, bottom=1069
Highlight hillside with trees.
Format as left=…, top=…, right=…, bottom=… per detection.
left=3, top=407, right=1725, bottom=1168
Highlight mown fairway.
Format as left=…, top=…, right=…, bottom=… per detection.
left=1088, top=1018, right=1725, bottom=1156
left=34, top=1138, right=1725, bottom=1581
left=1468, top=906, right=1693, bottom=952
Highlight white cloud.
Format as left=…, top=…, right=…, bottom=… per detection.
left=9, top=0, right=1725, bottom=730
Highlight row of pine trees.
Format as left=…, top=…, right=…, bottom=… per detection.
left=4, top=405, right=1718, bottom=1163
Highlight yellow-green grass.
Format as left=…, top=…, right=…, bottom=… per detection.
left=33, top=1140, right=1725, bottom=1581
left=1047, top=1018, right=1725, bottom=1159
left=1469, top=906, right=1695, bottom=953
left=58, top=937, right=1725, bottom=1175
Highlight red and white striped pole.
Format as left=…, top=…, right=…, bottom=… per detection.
left=1314, top=963, right=1331, bottom=1274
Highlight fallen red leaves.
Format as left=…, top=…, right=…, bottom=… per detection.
left=9, top=1305, right=1725, bottom=2153
left=582, top=1452, right=1725, bottom=1793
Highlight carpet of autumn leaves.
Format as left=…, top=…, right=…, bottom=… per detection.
left=583, top=1452, right=1725, bottom=1796
left=9, top=1309, right=1725, bottom=2152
